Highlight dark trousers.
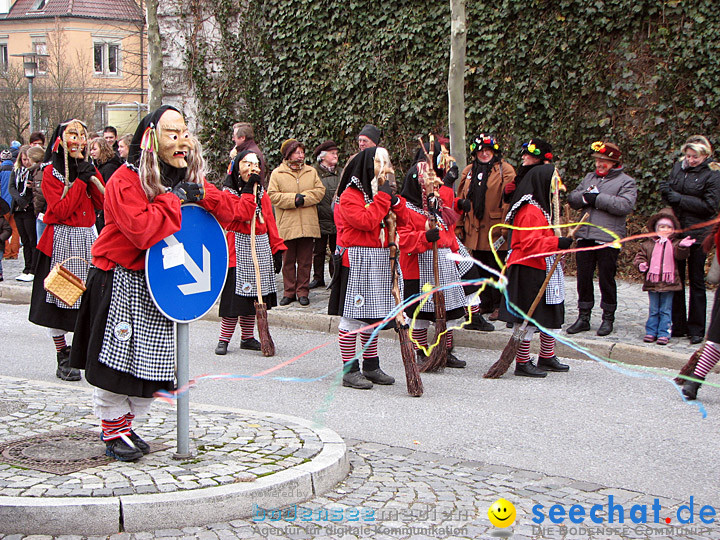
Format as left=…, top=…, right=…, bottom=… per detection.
left=282, top=237, right=314, bottom=299
left=472, top=249, right=506, bottom=311
left=672, top=243, right=707, bottom=338
left=14, top=211, right=37, bottom=274
left=575, top=239, right=619, bottom=312
left=312, top=233, right=337, bottom=282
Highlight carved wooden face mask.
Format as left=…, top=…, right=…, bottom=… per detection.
left=238, top=153, right=260, bottom=182
left=63, top=121, right=87, bottom=159
left=157, top=109, right=193, bottom=168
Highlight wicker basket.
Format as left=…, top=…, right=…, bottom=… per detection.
left=44, top=257, right=88, bottom=307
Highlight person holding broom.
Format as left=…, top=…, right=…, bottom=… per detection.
left=396, top=140, right=468, bottom=368
left=69, top=105, right=254, bottom=461
left=215, top=150, right=286, bottom=355
left=497, top=139, right=573, bottom=378
left=329, top=146, right=401, bottom=389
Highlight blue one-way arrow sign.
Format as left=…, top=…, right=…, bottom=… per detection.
left=146, top=204, right=228, bottom=323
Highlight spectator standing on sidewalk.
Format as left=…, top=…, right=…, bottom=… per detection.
left=28, top=146, right=48, bottom=242
left=8, top=145, right=37, bottom=281
left=310, top=140, right=341, bottom=289
left=268, top=139, right=325, bottom=307
left=1, top=149, right=20, bottom=259
left=567, top=141, right=637, bottom=337
left=660, top=135, right=720, bottom=345
left=0, top=199, right=11, bottom=280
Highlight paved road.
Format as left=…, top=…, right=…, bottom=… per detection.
left=1, top=299, right=720, bottom=538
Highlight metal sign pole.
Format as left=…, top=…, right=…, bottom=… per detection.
left=174, top=322, right=191, bottom=459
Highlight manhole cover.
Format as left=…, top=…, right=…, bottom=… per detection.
left=0, top=428, right=165, bottom=474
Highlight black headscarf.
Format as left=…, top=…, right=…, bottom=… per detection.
left=128, top=105, right=186, bottom=188
left=337, top=147, right=378, bottom=201
left=401, top=141, right=444, bottom=208
left=505, top=163, right=555, bottom=224
left=43, top=119, right=89, bottom=182
left=467, top=154, right=501, bottom=220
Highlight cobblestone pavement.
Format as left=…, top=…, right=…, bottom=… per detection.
left=0, top=378, right=321, bottom=498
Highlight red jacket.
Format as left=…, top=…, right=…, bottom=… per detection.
left=395, top=195, right=459, bottom=280
left=337, top=188, right=393, bottom=266
left=221, top=191, right=286, bottom=267
left=92, top=165, right=252, bottom=271
left=505, top=204, right=560, bottom=270
left=37, top=165, right=104, bottom=257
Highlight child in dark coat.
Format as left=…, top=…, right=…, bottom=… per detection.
left=0, top=198, right=11, bottom=280
left=634, top=210, right=694, bottom=345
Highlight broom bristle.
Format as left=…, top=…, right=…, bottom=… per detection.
left=674, top=348, right=701, bottom=385
left=254, top=301, right=275, bottom=357
left=484, top=334, right=521, bottom=378
left=420, top=319, right=447, bottom=373
left=397, top=326, right=423, bottom=397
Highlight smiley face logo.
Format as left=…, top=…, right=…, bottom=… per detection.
left=488, top=498, right=516, bottom=528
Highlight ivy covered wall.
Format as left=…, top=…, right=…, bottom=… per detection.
left=167, top=0, right=720, bottom=215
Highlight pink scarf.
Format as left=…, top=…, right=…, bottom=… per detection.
left=647, top=238, right=675, bottom=283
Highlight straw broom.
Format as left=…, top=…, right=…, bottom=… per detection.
left=250, top=183, right=275, bottom=356
left=419, top=219, right=448, bottom=373
left=484, top=213, right=588, bottom=379
left=674, top=348, right=701, bottom=386
left=385, top=211, right=423, bottom=396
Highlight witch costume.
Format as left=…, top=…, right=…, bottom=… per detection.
left=215, top=150, right=286, bottom=355
left=328, top=147, right=401, bottom=389
left=70, top=105, right=251, bottom=461
left=498, top=154, right=572, bottom=377
left=28, top=119, right=104, bottom=382
left=396, top=143, right=467, bottom=368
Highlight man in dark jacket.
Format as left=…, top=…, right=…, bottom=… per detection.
left=230, top=122, right=267, bottom=187
left=567, top=141, right=637, bottom=336
left=660, top=135, right=720, bottom=344
left=310, top=140, right=341, bottom=288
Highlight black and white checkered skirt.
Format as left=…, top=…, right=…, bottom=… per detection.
left=340, top=247, right=400, bottom=321
left=46, top=224, right=96, bottom=309
left=234, top=232, right=277, bottom=298
left=97, top=267, right=175, bottom=381
left=417, top=248, right=466, bottom=314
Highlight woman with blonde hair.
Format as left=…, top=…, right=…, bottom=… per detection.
left=661, top=135, right=720, bottom=344
left=8, top=145, right=37, bottom=280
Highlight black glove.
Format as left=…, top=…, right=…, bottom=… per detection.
left=241, top=173, right=261, bottom=195
left=75, top=161, right=96, bottom=182
left=458, top=198, right=472, bottom=212
left=173, top=182, right=205, bottom=203
left=273, top=251, right=284, bottom=274
left=666, top=190, right=682, bottom=205
left=583, top=192, right=599, bottom=207
left=378, top=182, right=393, bottom=196
left=294, top=193, right=305, bottom=207
left=425, top=228, right=440, bottom=243
left=557, top=237, right=573, bottom=250
left=442, top=164, right=459, bottom=187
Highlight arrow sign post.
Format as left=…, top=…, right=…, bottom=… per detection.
left=146, top=204, right=228, bottom=458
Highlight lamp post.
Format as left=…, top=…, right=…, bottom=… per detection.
left=11, top=52, right=47, bottom=137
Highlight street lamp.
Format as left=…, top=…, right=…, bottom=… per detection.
left=11, top=52, right=48, bottom=136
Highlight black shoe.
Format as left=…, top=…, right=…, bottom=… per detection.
left=596, top=319, right=613, bottom=336
left=689, top=335, right=704, bottom=345
left=128, top=430, right=151, bottom=454
left=56, top=346, right=81, bottom=382
left=466, top=315, right=495, bottom=332
left=362, top=368, right=395, bottom=385
left=682, top=376, right=705, bottom=400
left=309, top=279, right=325, bottom=289
left=514, top=360, right=547, bottom=378
left=566, top=312, right=591, bottom=334
left=279, top=296, right=296, bottom=306
left=240, top=338, right=261, bottom=351
left=215, top=341, right=228, bottom=355
left=342, top=370, right=373, bottom=389
left=298, top=296, right=310, bottom=306
left=537, top=355, right=569, bottom=372
left=446, top=351, right=466, bottom=368
left=105, top=437, right=144, bottom=462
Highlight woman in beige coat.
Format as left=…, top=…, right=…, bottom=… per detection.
left=456, top=133, right=515, bottom=320
left=268, top=139, right=326, bottom=306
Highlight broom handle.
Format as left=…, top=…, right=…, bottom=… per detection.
left=250, top=184, right=263, bottom=304
left=523, top=212, right=589, bottom=321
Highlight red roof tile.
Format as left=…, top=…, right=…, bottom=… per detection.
left=5, top=0, right=143, bottom=22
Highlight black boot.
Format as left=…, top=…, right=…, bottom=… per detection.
left=56, top=346, right=81, bottom=382
left=596, top=310, right=614, bottom=336
left=342, top=360, right=373, bottom=389
left=537, top=355, right=570, bottom=372
left=566, top=309, right=591, bottom=334
left=466, top=314, right=495, bottom=332
left=362, top=357, right=395, bottom=385
left=682, top=376, right=705, bottom=400
left=446, top=348, right=466, bottom=368
left=514, top=359, right=547, bottom=378
left=105, top=437, right=143, bottom=462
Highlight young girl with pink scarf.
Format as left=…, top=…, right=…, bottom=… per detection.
left=634, top=210, right=695, bottom=345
